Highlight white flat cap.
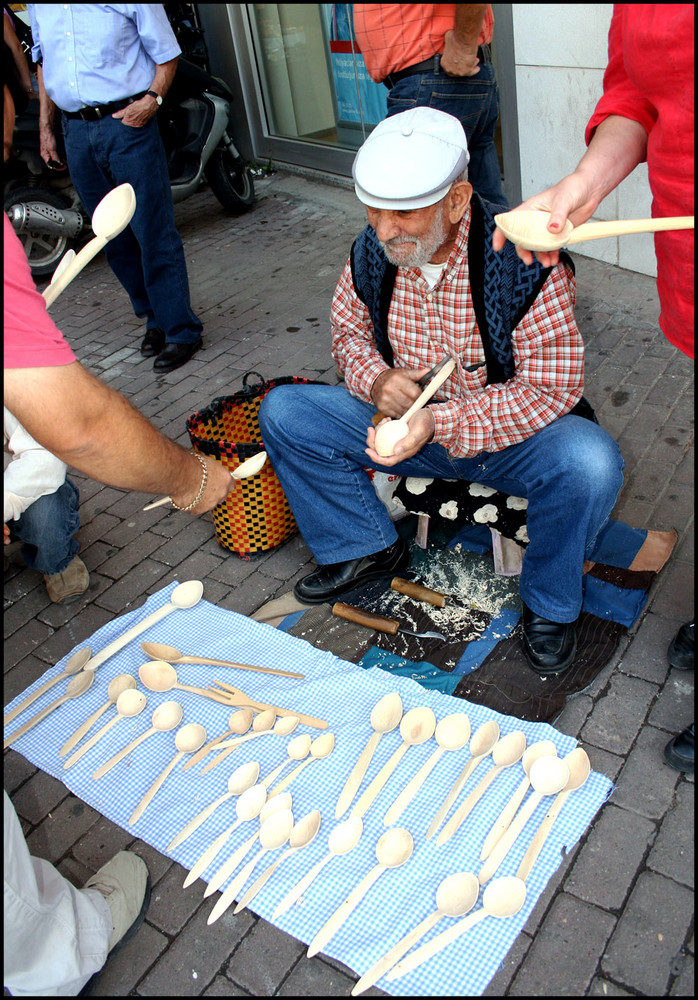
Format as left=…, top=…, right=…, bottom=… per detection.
left=353, top=107, right=470, bottom=210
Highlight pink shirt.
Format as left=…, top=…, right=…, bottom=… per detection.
left=3, top=214, right=76, bottom=369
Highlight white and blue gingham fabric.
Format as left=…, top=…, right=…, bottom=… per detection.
left=4, top=581, right=613, bottom=996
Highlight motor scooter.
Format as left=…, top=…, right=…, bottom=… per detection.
left=5, top=46, right=254, bottom=279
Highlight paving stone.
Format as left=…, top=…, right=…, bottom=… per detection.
left=647, top=782, right=695, bottom=888
left=147, top=862, right=209, bottom=936
left=90, top=922, right=170, bottom=996
left=276, top=955, right=356, bottom=996
left=11, top=769, right=70, bottom=826
left=610, top=725, right=682, bottom=820
left=224, top=920, right=305, bottom=995
left=582, top=673, right=660, bottom=756
left=25, top=794, right=102, bottom=864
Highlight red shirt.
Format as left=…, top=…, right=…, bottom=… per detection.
left=354, top=4, right=494, bottom=83
left=4, top=214, right=76, bottom=369
left=331, top=207, right=584, bottom=459
left=586, top=4, right=694, bottom=357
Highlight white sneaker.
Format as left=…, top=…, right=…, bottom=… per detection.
left=83, top=851, right=150, bottom=952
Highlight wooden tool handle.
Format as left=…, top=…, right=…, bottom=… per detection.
left=332, top=602, right=400, bottom=635
left=183, top=819, right=242, bottom=889
left=273, top=854, right=331, bottom=918
left=390, top=577, right=446, bottom=607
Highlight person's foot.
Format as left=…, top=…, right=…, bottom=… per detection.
left=294, top=537, right=409, bottom=604
left=664, top=723, right=694, bottom=773
left=521, top=601, right=577, bottom=675
left=667, top=621, right=694, bottom=671
left=44, top=554, right=89, bottom=604
left=153, top=338, right=202, bottom=373
left=140, top=327, right=166, bottom=357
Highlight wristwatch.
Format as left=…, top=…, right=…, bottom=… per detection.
left=147, top=90, right=163, bottom=106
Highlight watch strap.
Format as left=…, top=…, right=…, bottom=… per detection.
left=146, top=90, right=162, bottom=106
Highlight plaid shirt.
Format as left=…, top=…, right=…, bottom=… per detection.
left=331, top=207, right=585, bottom=458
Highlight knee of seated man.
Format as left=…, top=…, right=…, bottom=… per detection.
left=559, top=416, right=625, bottom=494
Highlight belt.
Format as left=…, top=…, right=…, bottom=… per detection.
left=383, top=45, right=492, bottom=88
left=62, top=91, right=148, bottom=121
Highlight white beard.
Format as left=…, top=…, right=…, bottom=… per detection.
left=379, top=213, right=451, bottom=268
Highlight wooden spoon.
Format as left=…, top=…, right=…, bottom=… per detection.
left=4, top=647, right=92, bottom=726
left=91, top=700, right=183, bottom=780
left=480, top=740, right=557, bottom=861
left=234, top=809, right=322, bottom=914
left=425, top=719, right=499, bottom=839
left=494, top=209, right=694, bottom=253
left=59, top=673, right=137, bottom=757
left=373, top=358, right=457, bottom=457
left=63, top=688, right=147, bottom=770
left=261, top=734, right=312, bottom=790
left=85, top=580, right=204, bottom=673
left=335, top=692, right=403, bottom=819
left=199, top=711, right=293, bottom=776
left=129, top=722, right=207, bottom=825
left=516, top=747, right=591, bottom=882
left=182, top=707, right=254, bottom=773
left=266, top=731, right=335, bottom=796
left=477, top=756, right=570, bottom=885
left=383, top=712, right=470, bottom=826
left=352, top=871, right=479, bottom=995
left=207, top=807, right=295, bottom=925
left=183, top=782, right=268, bottom=889
left=307, top=827, right=414, bottom=958
left=166, top=760, right=260, bottom=851
left=272, top=815, right=364, bottom=919
left=42, top=183, right=136, bottom=308
left=208, top=679, right=328, bottom=729
left=138, top=660, right=235, bottom=706
left=387, top=875, right=527, bottom=980
left=202, top=792, right=293, bottom=898
left=4, top=671, right=94, bottom=748
left=352, top=707, right=436, bottom=819
left=437, top=730, right=527, bottom=845
left=142, top=451, right=268, bottom=510
left=139, top=640, right=304, bottom=679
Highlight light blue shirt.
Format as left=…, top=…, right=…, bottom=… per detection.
left=28, top=4, right=181, bottom=111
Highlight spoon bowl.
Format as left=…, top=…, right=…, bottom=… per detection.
left=266, top=731, right=335, bottom=796
left=62, top=687, right=147, bottom=770
left=129, top=722, right=207, bottom=825
left=374, top=358, right=456, bottom=457
left=231, top=451, right=267, bottom=479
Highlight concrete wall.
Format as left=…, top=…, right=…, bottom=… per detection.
left=512, top=4, right=656, bottom=276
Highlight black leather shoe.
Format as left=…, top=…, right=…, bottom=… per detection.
left=153, top=338, right=202, bottom=373
left=667, top=621, right=694, bottom=671
left=140, top=327, right=165, bottom=357
left=521, top=601, right=577, bottom=675
left=664, top=723, right=694, bottom=773
left=294, top=537, right=409, bottom=604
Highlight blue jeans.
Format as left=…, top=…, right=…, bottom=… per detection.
left=386, top=62, right=507, bottom=208
left=258, top=385, right=625, bottom=623
left=10, top=479, right=80, bottom=575
left=61, top=114, right=202, bottom=344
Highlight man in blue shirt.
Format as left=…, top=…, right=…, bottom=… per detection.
left=28, top=4, right=204, bottom=373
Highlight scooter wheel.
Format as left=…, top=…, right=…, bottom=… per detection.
left=4, top=186, right=76, bottom=279
left=205, top=148, right=255, bottom=214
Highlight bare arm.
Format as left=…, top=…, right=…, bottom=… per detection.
left=4, top=13, right=33, bottom=93
left=36, top=64, right=64, bottom=166
left=441, top=5, right=487, bottom=77
left=112, top=56, right=178, bottom=127
left=4, top=362, right=233, bottom=514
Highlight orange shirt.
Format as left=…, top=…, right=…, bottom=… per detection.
left=354, top=4, right=494, bottom=83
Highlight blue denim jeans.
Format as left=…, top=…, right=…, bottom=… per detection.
left=61, top=114, right=202, bottom=344
left=259, top=385, right=625, bottom=623
left=10, top=479, right=80, bottom=575
left=386, top=62, right=507, bottom=208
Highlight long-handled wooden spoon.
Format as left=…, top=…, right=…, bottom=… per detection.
left=383, top=712, right=470, bottom=827
left=266, top=731, right=335, bottom=796
left=272, top=816, right=364, bottom=919
left=84, top=580, right=203, bottom=673
left=91, top=700, right=182, bottom=779
left=335, top=692, right=403, bottom=819
left=138, top=660, right=239, bottom=706
left=4, top=647, right=92, bottom=726
left=351, top=871, right=479, bottom=995
left=234, top=809, right=322, bottom=914
left=307, top=827, right=414, bottom=958
left=201, top=714, right=299, bottom=775
left=494, top=209, right=694, bottom=253
left=4, top=671, right=94, bottom=748
left=479, top=740, right=557, bottom=861
left=63, top=688, right=147, bottom=770
left=140, top=640, right=304, bottom=679
left=516, top=747, right=591, bottom=882
left=166, top=760, right=260, bottom=851
left=437, top=730, right=527, bottom=845
left=477, top=756, right=570, bottom=885
left=425, top=719, right=499, bottom=839
left=142, top=451, right=268, bottom=510
left=352, top=707, right=436, bottom=819
left=374, top=357, right=457, bottom=457
left=208, top=679, right=328, bottom=729
left=59, top=673, right=137, bottom=757
left=129, top=723, right=206, bottom=825
left=182, top=782, right=268, bottom=889
left=387, top=876, right=527, bottom=980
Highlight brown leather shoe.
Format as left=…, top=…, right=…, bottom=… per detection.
left=44, top=555, right=89, bottom=604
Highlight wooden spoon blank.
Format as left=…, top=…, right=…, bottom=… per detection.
left=209, top=681, right=327, bottom=729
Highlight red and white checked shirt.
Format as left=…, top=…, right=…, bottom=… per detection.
left=331, top=207, right=585, bottom=459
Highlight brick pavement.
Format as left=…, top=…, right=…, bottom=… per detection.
left=4, top=170, right=694, bottom=996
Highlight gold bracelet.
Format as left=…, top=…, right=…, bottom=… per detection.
left=170, top=452, right=207, bottom=511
